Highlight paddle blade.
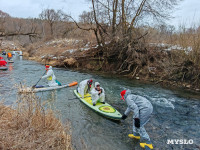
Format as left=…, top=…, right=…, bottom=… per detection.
left=68, top=81, right=78, bottom=87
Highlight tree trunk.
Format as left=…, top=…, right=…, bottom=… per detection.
left=93, top=29, right=101, bottom=46
left=121, top=0, right=126, bottom=37
left=50, top=22, right=53, bottom=36
left=92, top=0, right=104, bottom=46
left=112, top=0, right=118, bottom=38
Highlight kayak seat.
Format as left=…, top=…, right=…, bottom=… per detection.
left=35, top=85, right=44, bottom=88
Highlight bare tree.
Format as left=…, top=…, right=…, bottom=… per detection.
left=111, top=0, right=118, bottom=37
left=39, top=9, right=62, bottom=36
left=0, top=15, right=40, bottom=43
left=85, top=0, right=182, bottom=39
left=0, top=10, right=10, bottom=36
left=79, top=11, right=94, bottom=24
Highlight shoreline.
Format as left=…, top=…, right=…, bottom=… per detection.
left=19, top=39, right=200, bottom=95
left=23, top=55, right=200, bottom=97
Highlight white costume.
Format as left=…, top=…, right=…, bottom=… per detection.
left=91, top=82, right=105, bottom=104
left=78, top=79, right=93, bottom=98
left=42, top=66, right=58, bottom=87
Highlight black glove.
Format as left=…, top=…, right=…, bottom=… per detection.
left=121, top=114, right=127, bottom=120
left=98, top=89, right=102, bottom=95
left=134, top=118, right=140, bottom=128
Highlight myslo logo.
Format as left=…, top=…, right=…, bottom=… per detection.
left=167, top=139, right=193, bottom=145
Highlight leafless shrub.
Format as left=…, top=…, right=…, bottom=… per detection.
left=0, top=84, right=72, bottom=150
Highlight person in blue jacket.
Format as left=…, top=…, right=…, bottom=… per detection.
left=120, top=89, right=153, bottom=150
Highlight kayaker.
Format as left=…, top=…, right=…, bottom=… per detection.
left=120, top=89, right=153, bottom=150
left=41, top=65, right=61, bottom=87
left=7, top=52, right=12, bottom=60
left=2, top=51, right=6, bottom=55
left=0, top=57, right=7, bottom=66
left=77, top=79, right=93, bottom=98
left=91, top=82, right=105, bottom=106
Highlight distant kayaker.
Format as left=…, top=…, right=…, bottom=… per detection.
left=0, top=57, right=7, bottom=66
left=91, top=82, right=105, bottom=106
left=7, top=52, right=12, bottom=60
left=41, top=65, right=61, bottom=87
left=2, top=51, right=6, bottom=55
left=120, top=89, right=153, bottom=150
left=77, top=79, right=93, bottom=98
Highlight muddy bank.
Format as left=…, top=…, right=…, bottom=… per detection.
left=22, top=39, right=200, bottom=92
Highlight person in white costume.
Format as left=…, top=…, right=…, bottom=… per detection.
left=91, top=82, right=105, bottom=106
left=77, top=79, right=93, bottom=98
left=42, top=65, right=58, bottom=87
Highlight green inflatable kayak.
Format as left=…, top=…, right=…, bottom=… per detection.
left=74, top=90, right=122, bottom=120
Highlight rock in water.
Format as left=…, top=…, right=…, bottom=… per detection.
left=136, top=77, right=140, bottom=80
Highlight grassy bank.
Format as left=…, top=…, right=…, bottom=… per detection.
left=0, top=86, right=72, bottom=150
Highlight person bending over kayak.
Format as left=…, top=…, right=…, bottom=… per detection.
left=77, top=79, right=93, bottom=98
left=120, top=89, right=153, bottom=150
left=0, top=57, right=7, bottom=66
left=41, top=65, right=61, bottom=87
left=91, top=82, right=105, bottom=106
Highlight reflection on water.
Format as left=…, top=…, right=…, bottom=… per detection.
left=0, top=56, right=200, bottom=150
left=8, top=63, right=13, bottom=71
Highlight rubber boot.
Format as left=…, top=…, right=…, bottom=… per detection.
left=128, top=133, right=140, bottom=140
left=140, top=141, right=153, bottom=149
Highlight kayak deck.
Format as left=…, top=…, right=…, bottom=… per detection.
left=74, top=90, right=122, bottom=120
left=33, top=81, right=78, bottom=92
left=33, top=84, right=68, bottom=92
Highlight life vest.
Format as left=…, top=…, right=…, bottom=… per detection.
left=47, top=76, right=52, bottom=81
left=7, top=53, right=12, bottom=58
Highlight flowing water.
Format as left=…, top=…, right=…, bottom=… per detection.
left=0, top=55, right=200, bottom=150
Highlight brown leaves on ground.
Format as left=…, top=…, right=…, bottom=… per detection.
left=0, top=90, right=72, bottom=150
left=64, top=58, right=77, bottom=66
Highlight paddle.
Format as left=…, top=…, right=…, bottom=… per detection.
left=68, top=81, right=78, bottom=87
left=32, top=71, right=46, bottom=88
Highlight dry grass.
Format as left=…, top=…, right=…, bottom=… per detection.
left=64, top=58, right=77, bottom=66
left=176, top=25, right=200, bottom=65
left=18, top=84, right=33, bottom=93
left=0, top=85, right=72, bottom=150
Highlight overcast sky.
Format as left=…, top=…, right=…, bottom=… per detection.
left=169, top=0, right=200, bottom=27
left=0, top=0, right=199, bottom=28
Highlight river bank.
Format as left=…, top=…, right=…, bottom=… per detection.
left=21, top=39, right=200, bottom=93
left=0, top=85, right=72, bottom=150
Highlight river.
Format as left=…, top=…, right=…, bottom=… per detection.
left=0, top=55, right=199, bottom=150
